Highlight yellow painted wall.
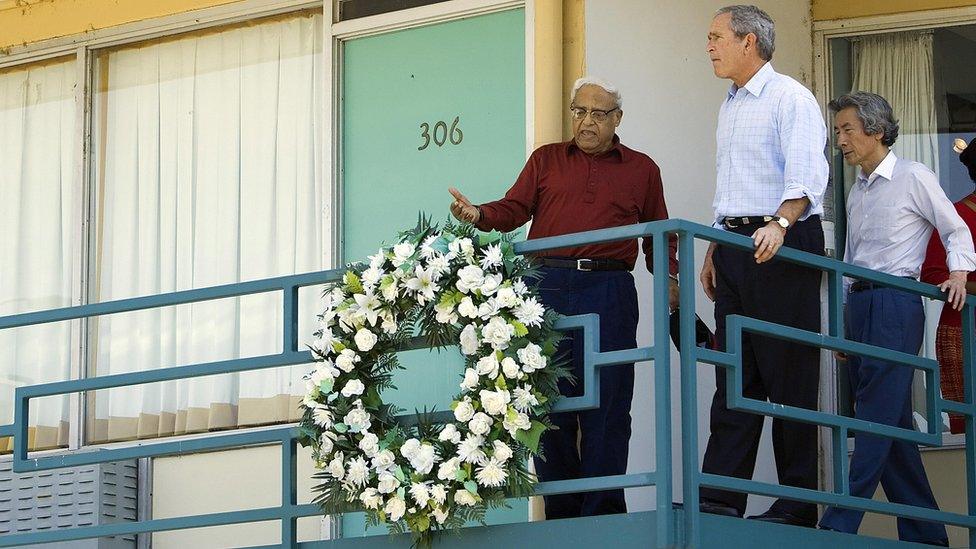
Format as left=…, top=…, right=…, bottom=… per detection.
left=0, top=0, right=244, bottom=50
left=813, top=0, right=976, bottom=21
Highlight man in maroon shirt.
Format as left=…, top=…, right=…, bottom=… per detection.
left=448, top=77, right=678, bottom=519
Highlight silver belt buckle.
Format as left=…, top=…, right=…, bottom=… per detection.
left=577, top=259, right=593, bottom=271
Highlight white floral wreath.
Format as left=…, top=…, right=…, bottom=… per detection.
left=298, top=218, right=567, bottom=545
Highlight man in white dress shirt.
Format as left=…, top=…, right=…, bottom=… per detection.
left=698, top=5, right=828, bottom=527
left=818, top=92, right=973, bottom=546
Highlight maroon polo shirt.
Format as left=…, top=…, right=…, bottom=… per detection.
left=476, top=137, right=679, bottom=275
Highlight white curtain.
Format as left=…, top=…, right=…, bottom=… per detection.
left=0, top=60, right=78, bottom=451
left=92, top=13, right=324, bottom=442
left=853, top=30, right=940, bottom=175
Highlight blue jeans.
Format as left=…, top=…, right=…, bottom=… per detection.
left=819, top=287, right=948, bottom=544
left=532, top=266, right=638, bottom=518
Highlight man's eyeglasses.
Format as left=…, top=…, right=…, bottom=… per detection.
left=570, top=106, right=619, bottom=123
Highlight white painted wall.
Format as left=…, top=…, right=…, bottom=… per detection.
left=585, top=0, right=816, bottom=515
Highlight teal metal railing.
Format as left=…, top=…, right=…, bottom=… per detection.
left=0, top=218, right=973, bottom=548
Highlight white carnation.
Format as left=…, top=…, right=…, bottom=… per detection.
left=361, top=266, right=384, bottom=289
left=409, top=443, right=439, bottom=475
left=481, top=316, right=515, bottom=351
left=400, top=438, right=421, bottom=460
left=430, top=484, right=448, bottom=506
left=437, top=457, right=461, bottom=481
left=457, top=435, right=486, bottom=464
left=335, top=349, right=360, bottom=373
left=459, top=324, right=480, bottom=355
left=479, top=273, right=502, bottom=296
left=371, top=449, right=396, bottom=472
left=327, top=453, right=345, bottom=480
left=494, top=286, right=518, bottom=308
left=512, top=385, right=540, bottom=412
left=432, top=507, right=448, bottom=524
left=341, top=379, right=365, bottom=398
left=319, top=432, right=335, bottom=455
left=392, top=242, right=416, bottom=267
left=468, top=412, right=493, bottom=436
left=434, top=301, right=458, bottom=324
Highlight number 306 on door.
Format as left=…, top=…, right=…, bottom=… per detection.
left=418, top=116, right=463, bottom=150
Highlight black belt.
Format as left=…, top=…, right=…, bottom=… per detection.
left=722, top=215, right=776, bottom=230
left=538, top=258, right=630, bottom=271
left=849, top=277, right=916, bottom=293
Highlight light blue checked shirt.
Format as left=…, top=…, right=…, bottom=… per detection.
left=712, top=63, right=829, bottom=227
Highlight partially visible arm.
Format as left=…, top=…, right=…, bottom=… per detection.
left=475, top=151, right=541, bottom=233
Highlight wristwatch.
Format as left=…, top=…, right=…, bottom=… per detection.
left=771, top=216, right=790, bottom=230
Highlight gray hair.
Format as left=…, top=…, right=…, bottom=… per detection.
left=571, top=76, right=623, bottom=109
left=828, top=91, right=900, bottom=147
left=716, top=5, right=776, bottom=61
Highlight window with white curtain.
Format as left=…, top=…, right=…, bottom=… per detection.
left=0, top=58, right=79, bottom=452
left=87, top=12, right=324, bottom=443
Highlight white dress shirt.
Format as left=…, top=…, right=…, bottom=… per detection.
left=845, top=150, right=976, bottom=278
left=713, top=63, right=829, bottom=227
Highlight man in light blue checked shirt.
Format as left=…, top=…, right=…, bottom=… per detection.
left=698, top=5, right=828, bottom=528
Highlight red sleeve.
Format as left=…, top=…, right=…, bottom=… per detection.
left=640, top=162, right=679, bottom=276
left=475, top=151, right=540, bottom=233
left=921, top=228, right=949, bottom=285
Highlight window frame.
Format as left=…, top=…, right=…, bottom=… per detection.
left=813, top=5, right=976, bottom=485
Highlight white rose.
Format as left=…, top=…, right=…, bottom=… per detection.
left=385, top=495, right=407, bottom=522
left=459, top=324, right=480, bottom=355
left=453, top=399, right=475, bottom=422
left=501, top=357, right=520, bottom=379
left=457, top=297, right=479, bottom=319
left=343, top=408, right=372, bottom=433
left=434, top=301, right=458, bottom=324
left=360, top=487, right=383, bottom=510
left=455, top=265, right=485, bottom=293
left=335, top=349, right=360, bottom=373
left=354, top=328, right=378, bottom=352
left=327, top=454, right=345, bottom=480
left=392, top=242, right=415, bottom=267
left=459, top=368, right=480, bottom=391
left=377, top=471, right=400, bottom=494
left=479, top=389, right=511, bottom=416
left=371, top=449, right=396, bottom=472
left=358, top=432, right=379, bottom=457
left=477, top=299, right=500, bottom=320
left=481, top=317, right=515, bottom=351
left=455, top=489, right=478, bottom=506
left=437, top=457, right=461, bottom=481
left=438, top=423, right=462, bottom=444
left=319, top=432, right=335, bottom=455
left=479, top=273, right=502, bottom=296
left=495, top=287, right=518, bottom=308
left=475, top=355, right=500, bottom=379
left=341, top=379, right=365, bottom=398
left=400, top=438, right=421, bottom=460
left=517, top=343, right=547, bottom=371
left=409, top=443, right=439, bottom=475
left=492, top=440, right=513, bottom=462
left=468, top=412, right=493, bottom=436
left=432, top=507, right=448, bottom=524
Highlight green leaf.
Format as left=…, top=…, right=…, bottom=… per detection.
left=455, top=468, right=468, bottom=482
left=416, top=514, right=431, bottom=532
left=464, top=480, right=479, bottom=494
left=394, top=465, right=406, bottom=483
left=333, top=423, right=349, bottom=433
left=397, top=486, right=406, bottom=500
left=344, top=271, right=363, bottom=294
left=515, top=420, right=547, bottom=454
left=333, top=341, right=347, bottom=352
left=326, top=392, right=338, bottom=403
left=510, top=320, right=528, bottom=337
left=319, top=378, right=334, bottom=394
left=494, top=375, right=508, bottom=391
left=362, top=385, right=381, bottom=408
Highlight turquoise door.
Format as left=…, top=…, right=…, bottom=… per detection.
left=340, top=8, right=528, bottom=535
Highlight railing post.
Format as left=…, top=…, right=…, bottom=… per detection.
left=281, top=435, right=298, bottom=547
left=678, top=231, right=700, bottom=549
left=653, top=228, right=674, bottom=548
left=283, top=284, right=300, bottom=353
left=962, top=303, right=976, bottom=547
